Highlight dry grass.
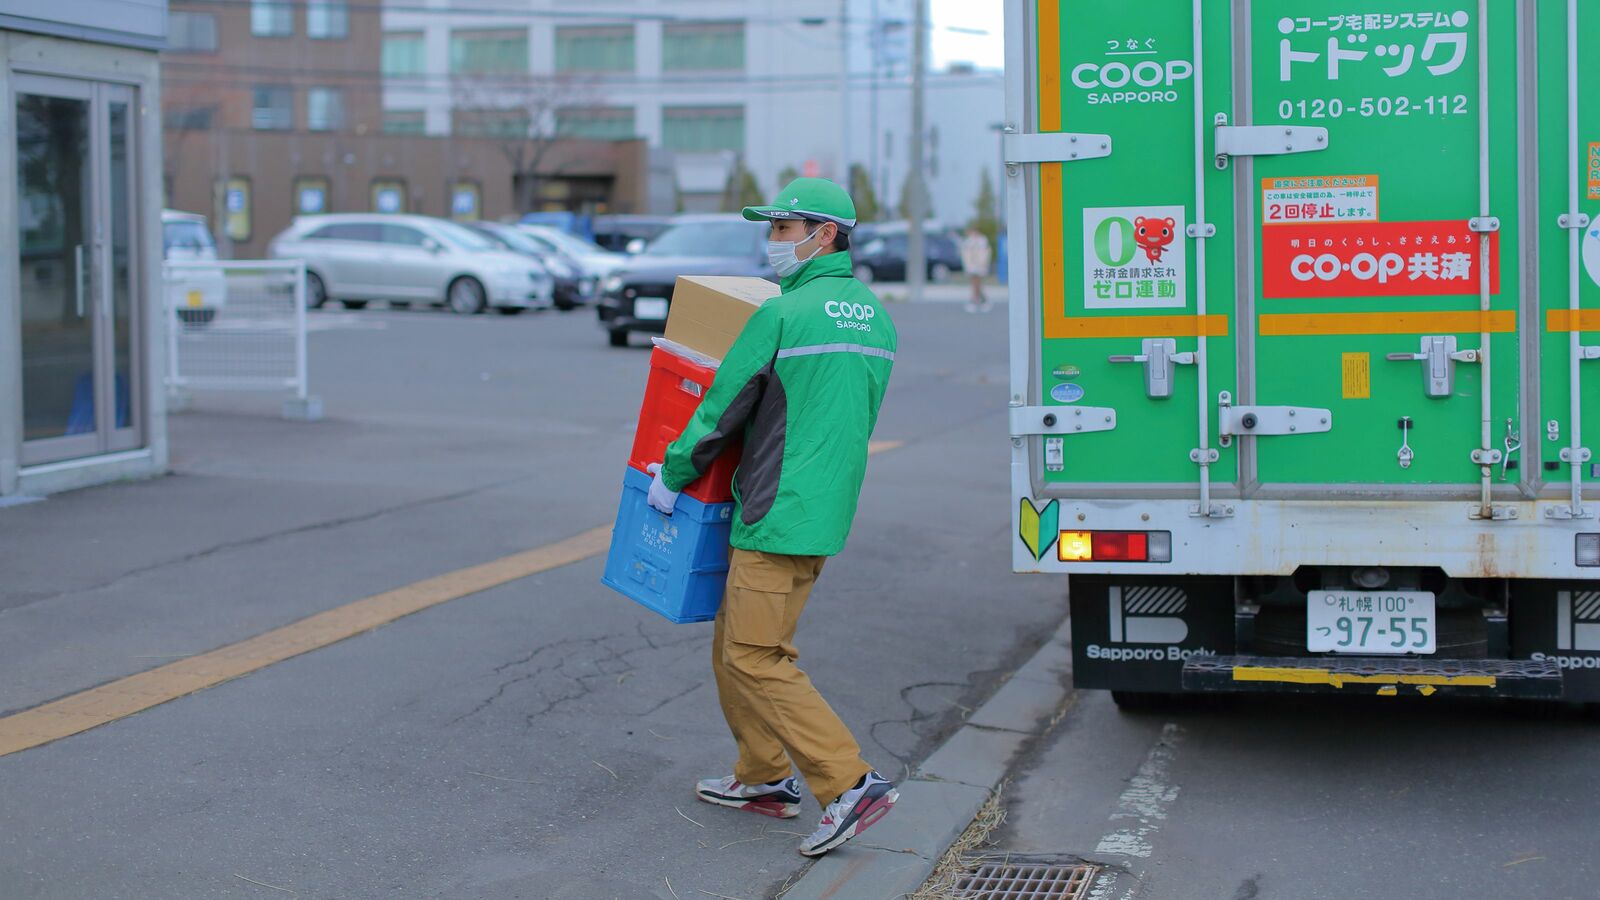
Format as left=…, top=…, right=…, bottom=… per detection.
left=905, top=780, right=1010, bottom=900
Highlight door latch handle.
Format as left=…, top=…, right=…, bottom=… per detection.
left=1108, top=338, right=1194, bottom=399
left=1387, top=335, right=1478, bottom=398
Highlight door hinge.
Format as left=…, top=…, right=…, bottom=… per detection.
left=1215, top=391, right=1331, bottom=446
left=1558, top=212, right=1592, bottom=230
left=1212, top=114, right=1329, bottom=170
left=1004, top=132, right=1113, bottom=166
left=1009, top=404, right=1117, bottom=437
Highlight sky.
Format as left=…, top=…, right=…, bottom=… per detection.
left=929, top=0, right=1006, bottom=71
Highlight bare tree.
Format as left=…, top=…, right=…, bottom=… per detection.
left=450, top=72, right=601, bottom=212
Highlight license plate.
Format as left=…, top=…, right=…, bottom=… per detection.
left=186, top=290, right=204, bottom=308
left=1307, top=591, right=1436, bottom=654
left=634, top=297, right=668, bottom=320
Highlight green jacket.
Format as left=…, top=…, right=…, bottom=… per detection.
left=661, top=252, right=897, bottom=557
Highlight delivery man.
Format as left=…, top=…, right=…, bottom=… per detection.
left=644, top=177, right=899, bottom=857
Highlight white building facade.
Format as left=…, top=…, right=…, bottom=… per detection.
left=1, top=1, right=170, bottom=497
left=379, top=0, right=1003, bottom=223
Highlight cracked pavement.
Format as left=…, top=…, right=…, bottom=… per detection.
left=0, top=304, right=1063, bottom=899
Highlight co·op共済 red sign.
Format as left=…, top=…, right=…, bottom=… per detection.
left=1262, top=220, right=1499, bottom=299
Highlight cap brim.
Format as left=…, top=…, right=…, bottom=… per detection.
left=741, top=207, right=856, bottom=231
left=741, top=206, right=801, bottom=222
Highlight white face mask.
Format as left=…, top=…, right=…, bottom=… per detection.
left=767, top=225, right=827, bottom=278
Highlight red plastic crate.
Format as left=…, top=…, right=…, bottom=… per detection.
left=628, top=346, right=741, bottom=503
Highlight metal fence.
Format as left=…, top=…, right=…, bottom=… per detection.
left=164, top=260, right=320, bottom=420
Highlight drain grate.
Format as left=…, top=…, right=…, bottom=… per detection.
left=953, top=863, right=1097, bottom=899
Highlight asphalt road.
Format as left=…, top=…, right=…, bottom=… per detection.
left=994, top=691, right=1599, bottom=900
left=4, top=297, right=1595, bottom=900
left=0, top=299, right=1059, bottom=900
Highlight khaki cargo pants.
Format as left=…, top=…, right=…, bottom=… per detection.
left=712, top=547, right=872, bottom=806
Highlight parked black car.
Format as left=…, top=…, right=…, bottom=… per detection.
left=468, top=222, right=596, bottom=310
left=591, top=214, right=676, bottom=254
left=849, top=231, right=964, bottom=284
left=597, top=215, right=772, bottom=347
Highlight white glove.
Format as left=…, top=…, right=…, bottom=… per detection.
left=645, top=463, right=680, bottom=515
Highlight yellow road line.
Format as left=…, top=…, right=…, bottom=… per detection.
left=0, top=442, right=905, bottom=758
left=1231, top=666, right=1496, bottom=689
left=0, top=526, right=610, bottom=758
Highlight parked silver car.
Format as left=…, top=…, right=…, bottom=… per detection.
left=267, top=214, right=554, bottom=315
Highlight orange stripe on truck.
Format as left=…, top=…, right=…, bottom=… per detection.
left=1258, top=310, right=1516, bottom=336
left=1043, top=313, right=1231, bottom=339
left=1546, top=309, right=1600, bottom=332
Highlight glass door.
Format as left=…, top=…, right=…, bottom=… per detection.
left=15, top=75, right=143, bottom=464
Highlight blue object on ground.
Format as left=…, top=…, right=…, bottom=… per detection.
left=601, top=466, right=733, bottom=624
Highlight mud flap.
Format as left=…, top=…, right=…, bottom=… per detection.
left=1511, top=581, right=1600, bottom=702
left=1069, top=576, right=1234, bottom=692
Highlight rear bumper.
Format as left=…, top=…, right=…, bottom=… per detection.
left=1182, top=655, right=1564, bottom=698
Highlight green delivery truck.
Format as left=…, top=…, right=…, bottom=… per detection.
left=1003, top=0, right=1600, bottom=704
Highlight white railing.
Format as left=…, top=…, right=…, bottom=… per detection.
left=163, top=260, right=321, bottom=420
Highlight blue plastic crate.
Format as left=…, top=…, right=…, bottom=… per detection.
left=601, top=466, right=733, bottom=624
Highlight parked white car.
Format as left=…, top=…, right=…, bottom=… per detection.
left=267, top=214, right=554, bottom=315
left=162, top=209, right=228, bottom=325
left=516, top=224, right=628, bottom=283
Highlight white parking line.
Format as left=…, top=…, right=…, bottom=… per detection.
left=1094, top=722, right=1185, bottom=859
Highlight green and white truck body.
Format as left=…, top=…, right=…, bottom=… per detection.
left=1004, top=0, right=1600, bottom=701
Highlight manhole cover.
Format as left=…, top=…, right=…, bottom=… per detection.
left=953, top=863, right=1097, bottom=899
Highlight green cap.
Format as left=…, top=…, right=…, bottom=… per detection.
left=742, top=177, right=857, bottom=232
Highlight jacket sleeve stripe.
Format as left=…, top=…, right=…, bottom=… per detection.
left=775, top=343, right=896, bottom=361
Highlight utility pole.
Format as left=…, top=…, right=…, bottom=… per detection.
left=840, top=0, right=851, bottom=184
left=906, top=0, right=927, bottom=302
left=869, top=0, right=880, bottom=212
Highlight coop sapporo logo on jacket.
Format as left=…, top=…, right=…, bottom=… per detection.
left=1082, top=205, right=1188, bottom=310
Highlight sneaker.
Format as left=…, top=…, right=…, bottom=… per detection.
left=798, top=771, right=899, bottom=857
left=964, top=302, right=980, bottom=313
left=695, top=775, right=802, bottom=819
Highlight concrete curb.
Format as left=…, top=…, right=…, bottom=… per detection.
left=780, top=616, right=1072, bottom=899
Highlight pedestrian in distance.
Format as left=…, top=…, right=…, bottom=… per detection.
left=959, top=225, right=994, bottom=313
left=643, top=177, right=900, bottom=857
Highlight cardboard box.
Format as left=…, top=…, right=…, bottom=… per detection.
left=664, top=275, right=780, bottom=361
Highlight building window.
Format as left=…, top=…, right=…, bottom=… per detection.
left=308, top=0, right=348, bottom=40
left=251, top=86, right=293, bottom=130
left=554, top=25, right=634, bottom=73
left=382, top=33, right=426, bottom=76
left=449, top=29, right=528, bottom=75
left=453, top=109, right=531, bottom=138
left=307, top=88, right=344, bottom=132
left=250, top=1, right=292, bottom=38
left=371, top=180, right=407, bottom=214
left=450, top=182, right=481, bottom=222
left=662, top=106, right=744, bottom=153
left=555, top=107, right=635, bottom=141
left=168, top=12, right=218, bottom=53
left=383, top=110, right=426, bottom=135
left=214, top=177, right=252, bottom=242
left=294, top=176, right=330, bottom=214
left=663, top=21, right=744, bottom=72
left=164, top=107, right=214, bottom=131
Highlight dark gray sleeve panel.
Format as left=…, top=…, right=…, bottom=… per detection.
left=688, top=359, right=772, bottom=475
left=736, top=370, right=787, bottom=525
